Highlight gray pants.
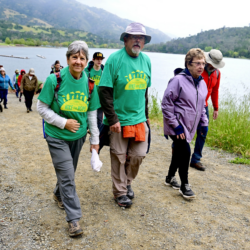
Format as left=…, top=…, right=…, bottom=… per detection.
left=46, top=134, right=86, bottom=222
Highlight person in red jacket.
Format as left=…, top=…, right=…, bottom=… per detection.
left=190, top=49, right=225, bottom=171
left=17, top=70, right=26, bottom=102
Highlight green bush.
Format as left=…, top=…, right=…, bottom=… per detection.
left=148, top=89, right=163, bottom=122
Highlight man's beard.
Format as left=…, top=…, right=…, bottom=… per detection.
left=131, top=43, right=141, bottom=55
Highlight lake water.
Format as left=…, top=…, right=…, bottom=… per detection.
left=1, top=46, right=249, bottom=100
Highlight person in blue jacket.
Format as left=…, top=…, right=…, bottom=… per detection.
left=0, top=68, right=15, bottom=109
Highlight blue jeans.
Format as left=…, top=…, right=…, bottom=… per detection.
left=0, top=89, right=8, bottom=106
left=191, top=106, right=209, bottom=164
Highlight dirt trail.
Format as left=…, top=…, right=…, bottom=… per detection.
left=0, top=94, right=250, bottom=250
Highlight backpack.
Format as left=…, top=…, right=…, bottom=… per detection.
left=86, top=61, right=104, bottom=78
left=42, top=72, right=95, bottom=138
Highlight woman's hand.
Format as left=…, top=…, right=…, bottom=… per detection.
left=64, top=119, right=80, bottom=133
left=177, top=133, right=185, bottom=140
left=90, top=144, right=99, bottom=153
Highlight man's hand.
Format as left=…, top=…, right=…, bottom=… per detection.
left=110, top=122, right=121, bottom=133
left=90, top=144, right=99, bottom=153
left=213, top=110, right=218, bottom=120
left=177, top=133, right=185, bottom=140
left=65, top=119, right=80, bottom=133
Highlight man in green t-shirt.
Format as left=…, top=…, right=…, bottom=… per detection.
left=85, top=52, right=105, bottom=129
left=99, top=22, right=152, bottom=208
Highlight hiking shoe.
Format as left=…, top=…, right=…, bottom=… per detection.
left=19, top=98, right=21, bottom=102
left=115, top=195, right=132, bottom=208
left=190, top=162, right=205, bottom=171
left=165, top=176, right=180, bottom=190
left=68, top=221, right=83, bottom=237
left=127, top=185, right=134, bottom=199
left=0, top=104, right=2, bottom=112
left=4, top=106, right=8, bottom=109
left=53, top=194, right=64, bottom=209
left=29, top=108, right=33, bottom=111
left=27, top=109, right=29, bottom=113
left=179, top=184, right=196, bottom=199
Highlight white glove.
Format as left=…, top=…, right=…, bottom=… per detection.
left=91, top=149, right=103, bottom=172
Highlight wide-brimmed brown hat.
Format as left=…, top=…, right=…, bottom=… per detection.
left=205, top=49, right=225, bottom=69
left=120, top=22, right=151, bottom=44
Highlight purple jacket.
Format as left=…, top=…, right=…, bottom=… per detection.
left=161, top=71, right=208, bottom=143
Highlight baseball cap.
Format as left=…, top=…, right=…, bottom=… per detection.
left=93, top=52, right=105, bottom=59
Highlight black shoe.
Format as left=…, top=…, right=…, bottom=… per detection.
left=190, top=162, right=205, bottom=171
left=115, top=195, right=132, bottom=208
left=165, top=176, right=180, bottom=190
left=127, top=185, right=134, bottom=199
left=0, top=104, right=2, bottom=112
left=4, top=106, right=8, bottom=109
left=27, top=109, right=29, bottom=113
left=29, top=108, right=33, bottom=111
left=179, top=184, right=196, bottom=199
left=19, top=98, right=21, bottom=102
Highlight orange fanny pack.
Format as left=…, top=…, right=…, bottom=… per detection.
left=123, top=122, right=145, bottom=142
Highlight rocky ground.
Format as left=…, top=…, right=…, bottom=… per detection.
left=0, top=93, right=250, bottom=250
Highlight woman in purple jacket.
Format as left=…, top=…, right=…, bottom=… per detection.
left=161, top=48, right=208, bottom=199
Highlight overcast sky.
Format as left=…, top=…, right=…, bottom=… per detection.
left=77, top=0, right=250, bottom=39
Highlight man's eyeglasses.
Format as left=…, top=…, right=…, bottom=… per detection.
left=128, top=35, right=145, bottom=41
left=191, top=62, right=206, bottom=67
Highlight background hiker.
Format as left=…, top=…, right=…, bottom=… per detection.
left=12, top=69, right=20, bottom=98
left=17, top=69, right=25, bottom=102
left=190, top=49, right=225, bottom=171
left=50, top=60, right=63, bottom=74
left=161, top=48, right=208, bottom=199
left=37, top=41, right=100, bottom=237
left=85, top=52, right=105, bottom=129
left=0, top=68, right=16, bottom=109
left=99, top=23, right=151, bottom=208
left=20, top=68, right=38, bottom=113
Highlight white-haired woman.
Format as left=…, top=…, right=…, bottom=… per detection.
left=37, top=41, right=100, bottom=237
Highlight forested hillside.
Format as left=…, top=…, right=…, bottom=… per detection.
left=145, top=26, right=250, bottom=59
left=0, top=0, right=170, bottom=44
left=0, top=20, right=122, bottom=48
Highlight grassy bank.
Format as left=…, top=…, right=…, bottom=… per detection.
left=148, top=90, right=250, bottom=164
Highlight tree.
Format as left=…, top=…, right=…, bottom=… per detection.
left=5, top=37, right=11, bottom=44
left=205, top=46, right=213, bottom=52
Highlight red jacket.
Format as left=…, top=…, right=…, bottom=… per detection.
left=201, top=69, right=220, bottom=111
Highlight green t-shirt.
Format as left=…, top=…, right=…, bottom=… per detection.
left=84, top=65, right=102, bottom=92
left=99, top=47, right=151, bottom=126
left=38, top=66, right=100, bottom=141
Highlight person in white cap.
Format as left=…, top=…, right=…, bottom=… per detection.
left=190, top=49, right=225, bottom=171
left=0, top=68, right=15, bottom=109
left=20, top=68, right=38, bottom=113
left=99, top=22, right=151, bottom=208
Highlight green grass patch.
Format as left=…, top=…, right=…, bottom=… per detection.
left=230, top=157, right=250, bottom=165
left=206, top=88, right=250, bottom=159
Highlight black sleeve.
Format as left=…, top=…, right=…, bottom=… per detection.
left=99, top=86, right=119, bottom=126
left=145, top=87, right=149, bottom=119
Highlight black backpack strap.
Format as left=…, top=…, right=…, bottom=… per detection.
left=53, top=72, right=69, bottom=119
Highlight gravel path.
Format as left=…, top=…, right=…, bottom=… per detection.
left=0, top=94, right=250, bottom=250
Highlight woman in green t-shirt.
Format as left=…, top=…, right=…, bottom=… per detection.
left=37, top=41, right=100, bottom=237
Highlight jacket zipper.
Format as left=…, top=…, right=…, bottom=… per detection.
left=190, top=85, right=199, bottom=132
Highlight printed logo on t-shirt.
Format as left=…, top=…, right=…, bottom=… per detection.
left=91, top=75, right=101, bottom=86
left=61, top=91, right=89, bottom=112
left=125, top=70, right=148, bottom=90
